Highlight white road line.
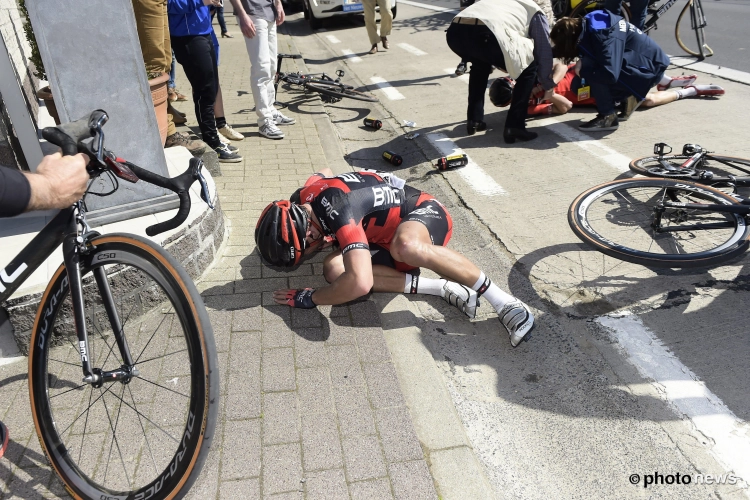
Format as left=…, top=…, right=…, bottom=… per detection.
left=670, top=55, right=750, bottom=86
left=597, top=313, right=750, bottom=493
left=369, top=77, right=405, bottom=100
left=443, top=67, right=469, bottom=84
left=534, top=117, right=631, bottom=172
left=398, top=43, right=427, bottom=56
left=427, top=133, right=507, bottom=196
left=326, top=35, right=342, bottom=44
left=399, top=0, right=459, bottom=14
left=342, top=49, right=362, bottom=63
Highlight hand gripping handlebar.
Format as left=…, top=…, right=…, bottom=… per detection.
left=41, top=110, right=210, bottom=236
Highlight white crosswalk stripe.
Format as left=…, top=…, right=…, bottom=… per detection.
left=326, top=35, right=342, bottom=44
left=427, top=133, right=506, bottom=196
left=397, top=43, right=427, bottom=56
left=370, top=77, right=405, bottom=100
left=342, top=49, right=362, bottom=63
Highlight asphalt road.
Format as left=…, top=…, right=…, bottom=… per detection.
left=280, top=3, right=750, bottom=498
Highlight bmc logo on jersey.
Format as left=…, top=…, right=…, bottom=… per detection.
left=321, top=197, right=339, bottom=219
left=339, top=173, right=361, bottom=183
left=372, top=186, right=400, bottom=207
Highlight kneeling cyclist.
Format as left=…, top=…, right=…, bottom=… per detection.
left=255, top=168, right=534, bottom=347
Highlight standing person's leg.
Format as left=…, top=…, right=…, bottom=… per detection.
left=628, top=0, right=649, bottom=30
left=363, top=0, right=380, bottom=52
left=244, top=18, right=285, bottom=139
left=264, top=22, right=295, bottom=125
left=503, top=60, right=538, bottom=142
left=172, top=35, right=222, bottom=148
left=216, top=6, right=231, bottom=35
left=376, top=0, right=392, bottom=48
left=467, top=61, right=492, bottom=126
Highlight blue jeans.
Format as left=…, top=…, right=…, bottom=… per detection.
left=591, top=82, right=633, bottom=116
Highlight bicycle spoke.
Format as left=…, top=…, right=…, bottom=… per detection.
left=133, top=312, right=170, bottom=364
left=135, top=348, right=188, bottom=367
left=137, top=375, right=190, bottom=399
left=101, top=384, right=132, bottom=490
left=127, top=384, right=158, bottom=474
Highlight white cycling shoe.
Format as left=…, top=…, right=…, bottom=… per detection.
left=441, top=281, right=478, bottom=319
left=497, top=300, right=534, bottom=347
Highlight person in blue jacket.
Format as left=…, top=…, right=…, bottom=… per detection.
left=550, top=10, right=670, bottom=131
left=167, top=0, right=243, bottom=162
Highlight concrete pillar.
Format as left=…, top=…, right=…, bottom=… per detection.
left=24, top=0, right=175, bottom=221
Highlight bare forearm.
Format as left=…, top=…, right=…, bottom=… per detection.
left=312, top=272, right=370, bottom=305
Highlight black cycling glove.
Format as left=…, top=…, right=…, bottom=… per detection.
left=282, top=288, right=317, bottom=309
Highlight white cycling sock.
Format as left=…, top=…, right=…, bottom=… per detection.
left=659, top=75, right=673, bottom=86
left=471, top=272, right=514, bottom=312
left=675, top=87, right=697, bottom=99
left=404, top=274, right=446, bottom=296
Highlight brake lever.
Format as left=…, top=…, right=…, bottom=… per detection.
left=196, top=168, right=215, bottom=209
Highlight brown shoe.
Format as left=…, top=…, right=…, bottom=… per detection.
left=381, top=37, right=389, bottom=49
left=368, top=44, right=378, bottom=54
left=168, top=87, right=188, bottom=102
left=165, top=131, right=207, bottom=156
left=222, top=32, right=233, bottom=38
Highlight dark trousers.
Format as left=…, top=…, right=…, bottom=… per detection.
left=171, top=34, right=221, bottom=149
left=446, top=23, right=537, bottom=130
left=591, top=82, right=632, bottom=116
left=215, top=6, right=228, bottom=34
left=604, top=0, right=648, bottom=30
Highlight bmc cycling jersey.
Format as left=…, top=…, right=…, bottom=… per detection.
left=0, top=166, right=31, bottom=217
left=290, top=171, right=453, bottom=271
left=528, top=64, right=596, bottom=114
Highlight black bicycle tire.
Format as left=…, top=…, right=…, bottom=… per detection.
left=630, top=154, right=750, bottom=179
left=28, top=233, right=219, bottom=500
left=675, top=0, right=710, bottom=58
left=568, top=178, right=750, bottom=268
left=305, top=81, right=378, bottom=102
left=569, top=0, right=630, bottom=22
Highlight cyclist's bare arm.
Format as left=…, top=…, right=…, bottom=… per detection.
left=273, top=248, right=374, bottom=305
left=26, top=153, right=90, bottom=211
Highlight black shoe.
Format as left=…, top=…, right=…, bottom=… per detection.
left=467, top=120, right=486, bottom=135
left=503, top=127, right=538, bottom=144
left=455, top=61, right=467, bottom=76
left=579, top=113, right=619, bottom=131
left=617, top=96, right=642, bottom=121
left=214, top=144, right=243, bottom=163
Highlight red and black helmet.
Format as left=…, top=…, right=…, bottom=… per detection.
left=255, top=200, right=309, bottom=267
left=489, top=77, right=515, bottom=108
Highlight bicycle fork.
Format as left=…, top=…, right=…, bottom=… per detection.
left=63, top=214, right=138, bottom=387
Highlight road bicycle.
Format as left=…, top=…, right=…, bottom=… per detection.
left=274, top=53, right=378, bottom=104
left=552, top=0, right=713, bottom=59
left=0, top=110, right=219, bottom=498
left=568, top=143, right=750, bottom=268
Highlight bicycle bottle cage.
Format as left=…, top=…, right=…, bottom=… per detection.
left=654, top=142, right=672, bottom=156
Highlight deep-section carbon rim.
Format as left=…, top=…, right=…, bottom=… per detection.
left=29, top=236, right=217, bottom=499
left=569, top=179, right=750, bottom=268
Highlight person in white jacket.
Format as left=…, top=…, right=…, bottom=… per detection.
left=446, top=0, right=555, bottom=143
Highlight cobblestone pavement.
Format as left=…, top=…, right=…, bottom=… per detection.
left=0, top=18, right=437, bottom=500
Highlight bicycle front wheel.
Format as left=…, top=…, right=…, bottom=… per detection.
left=306, top=81, right=378, bottom=102
left=676, top=0, right=713, bottom=59
left=630, top=154, right=750, bottom=180
left=569, top=178, right=750, bottom=268
left=29, top=233, right=219, bottom=499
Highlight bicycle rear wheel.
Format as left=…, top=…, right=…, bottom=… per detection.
left=306, top=81, right=378, bottom=102
left=569, top=178, right=750, bottom=268
left=676, top=0, right=713, bottom=59
left=630, top=154, right=750, bottom=180
left=28, top=233, right=219, bottom=499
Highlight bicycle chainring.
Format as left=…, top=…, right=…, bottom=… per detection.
left=321, top=95, right=342, bottom=104
left=646, top=166, right=699, bottom=178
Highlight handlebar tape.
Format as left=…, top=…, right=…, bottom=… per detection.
left=145, top=190, right=192, bottom=237
left=41, top=110, right=106, bottom=156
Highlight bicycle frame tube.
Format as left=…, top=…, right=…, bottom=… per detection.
left=0, top=207, right=74, bottom=303
left=644, top=0, right=681, bottom=31
left=662, top=201, right=750, bottom=215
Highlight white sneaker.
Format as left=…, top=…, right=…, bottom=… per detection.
left=273, top=111, right=296, bottom=125
left=218, top=124, right=244, bottom=141
left=259, top=119, right=284, bottom=140
left=440, top=281, right=478, bottom=319
left=497, top=300, right=534, bottom=347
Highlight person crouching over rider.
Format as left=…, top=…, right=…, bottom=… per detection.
left=254, top=168, right=535, bottom=347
